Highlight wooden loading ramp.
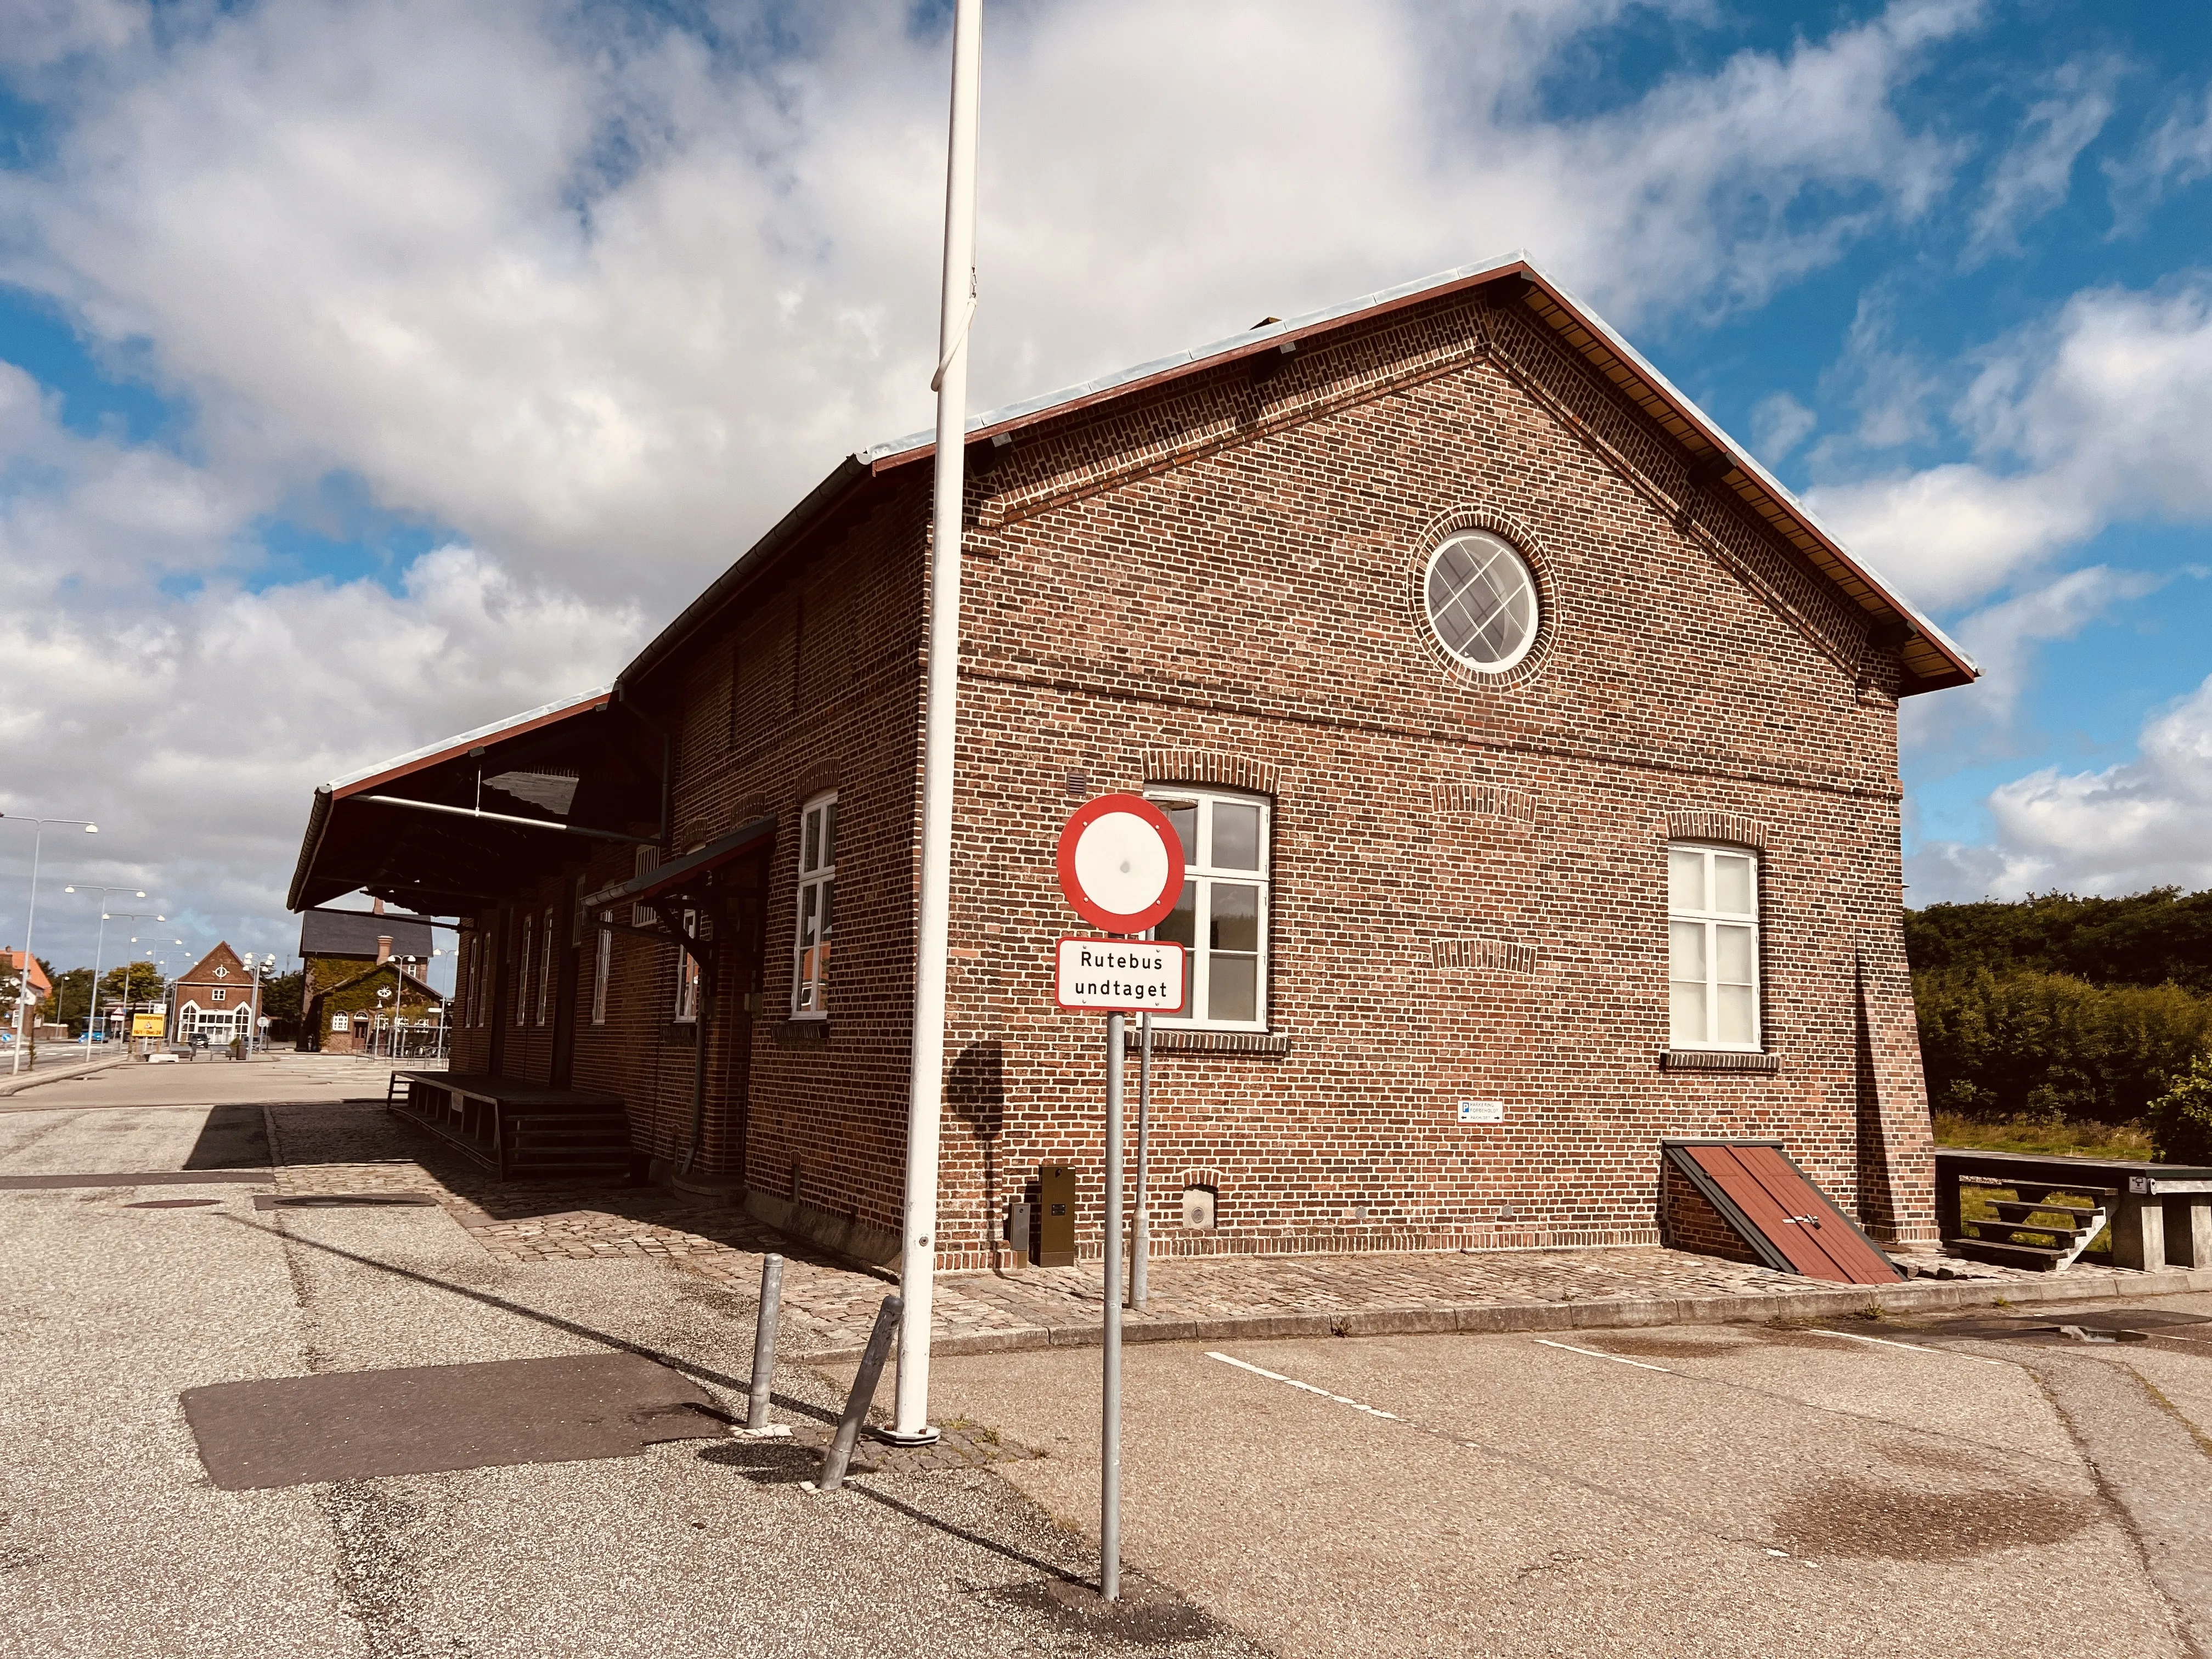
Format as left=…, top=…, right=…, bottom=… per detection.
left=1663, top=1139, right=1904, bottom=1285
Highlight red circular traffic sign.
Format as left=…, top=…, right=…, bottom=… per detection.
left=1056, top=794, right=1186, bottom=934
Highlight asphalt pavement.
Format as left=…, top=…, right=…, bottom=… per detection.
left=0, top=1059, right=1257, bottom=1658
left=8, top=1056, right=2209, bottom=1657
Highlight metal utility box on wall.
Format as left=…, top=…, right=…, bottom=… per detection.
left=1037, top=1164, right=1076, bottom=1267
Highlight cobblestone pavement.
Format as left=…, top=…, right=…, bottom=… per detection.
left=255, top=1099, right=2212, bottom=1368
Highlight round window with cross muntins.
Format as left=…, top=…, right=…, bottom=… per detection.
left=1423, top=531, right=1539, bottom=672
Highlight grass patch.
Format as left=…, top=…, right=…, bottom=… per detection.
left=1933, top=1111, right=2153, bottom=1161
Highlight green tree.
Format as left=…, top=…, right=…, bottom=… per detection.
left=2147, top=1053, right=2212, bottom=1165
left=1915, top=966, right=2212, bottom=1124
left=260, top=969, right=303, bottom=1039
left=49, top=967, right=95, bottom=1032
left=1906, top=888, right=2212, bottom=995
left=99, top=961, right=167, bottom=1006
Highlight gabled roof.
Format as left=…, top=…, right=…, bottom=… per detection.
left=298, top=909, right=434, bottom=960
left=176, top=942, right=246, bottom=987
left=620, top=252, right=1976, bottom=697
left=4, top=950, right=51, bottom=999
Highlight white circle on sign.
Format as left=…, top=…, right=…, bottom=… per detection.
left=1071, top=811, right=1172, bottom=918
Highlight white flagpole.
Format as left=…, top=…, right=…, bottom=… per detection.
left=890, top=0, right=983, bottom=1446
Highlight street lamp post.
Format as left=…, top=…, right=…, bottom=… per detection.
left=108, top=916, right=171, bottom=1054
left=0, top=814, right=99, bottom=1075
left=246, top=952, right=275, bottom=1057
left=61, top=887, right=146, bottom=1054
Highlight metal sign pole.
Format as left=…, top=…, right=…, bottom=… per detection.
left=1131, top=1011, right=1152, bottom=1308
left=1101, top=1007, right=1124, bottom=1600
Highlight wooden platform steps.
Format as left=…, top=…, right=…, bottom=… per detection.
left=386, top=1071, right=635, bottom=1183
left=1950, top=1186, right=2114, bottom=1272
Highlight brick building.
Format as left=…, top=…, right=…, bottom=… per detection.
left=287, top=255, right=1975, bottom=1270
left=298, top=903, right=438, bottom=1053
left=172, top=943, right=261, bottom=1046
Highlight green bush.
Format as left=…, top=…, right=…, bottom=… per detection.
left=2147, top=1053, right=2212, bottom=1165
left=1914, top=966, right=2212, bottom=1124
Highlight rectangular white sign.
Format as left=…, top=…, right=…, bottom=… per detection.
left=1054, top=939, right=1185, bottom=1013
left=1457, top=1099, right=1505, bottom=1124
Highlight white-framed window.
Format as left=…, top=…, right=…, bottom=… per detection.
left=591, top=910, right=612, bottom=1025
left=1147, top=788, right=1270, bottom=1030
left=537, top=905, right=554, bottom=1025
left=674, top=909, right=701, bottom=1023
left=211, top=988, right=226, bottom=1003
left=515, top=912, right=533, bottom=1028
left=1668, top=842, right=1761, bottom=1051
left=632, top=847, right=659, bottom=927
left=792, top=792, right=837, bottom=1017
left=1423, top=531, right=1540, bottom=672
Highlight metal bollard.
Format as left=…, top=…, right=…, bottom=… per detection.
left=814, top=1294, right=904, bottom=1493
left=747, top=1254, right=784, bottom=1431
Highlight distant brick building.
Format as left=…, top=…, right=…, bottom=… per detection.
left=298, top=904, right=441, bottom=1053
left=172, top=943, right=261, bottom=1046
left=289, top=256, right=1975, bottom=1269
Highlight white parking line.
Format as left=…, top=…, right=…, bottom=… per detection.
left=1204, top=1351, right=1403, bottom=1419
left=1532, top=1338, right=1671, bottom=1372
left=1808, top=1328, right=2013, bottom=1367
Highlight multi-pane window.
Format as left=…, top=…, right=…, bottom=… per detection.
left=674, top=909, right=701, bottom=1023
left=1147, top=789, right=1270, bottom=1030
left=537, top=905, right=554, bottom=1025
left=1668, top=843, right=1761, bottom=1050
left=792, top=793, right=837, bottom=1016
left=632, top=847, right=659, bottom=927
left=211, top=988, right=226, bottom=1003
left=591, top=910, right=612, bottom=1025
left=515, top=912, right=533, bottom=1028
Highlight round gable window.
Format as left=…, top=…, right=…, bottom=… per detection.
left=1424, top=531, right=1539, bottom=672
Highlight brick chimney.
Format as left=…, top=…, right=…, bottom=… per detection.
left=373, top=897, right=385, bottom=916
left=376, top=935, right=392, bottom=963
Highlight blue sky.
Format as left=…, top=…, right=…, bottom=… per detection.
left=2, top=0, right=2210, bottom=980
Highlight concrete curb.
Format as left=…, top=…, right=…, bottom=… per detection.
left=0, top=1054, right=128, bottom=1097
left=792, top=1265, right=2212, bottom=1363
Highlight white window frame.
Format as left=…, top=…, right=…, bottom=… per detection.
left=791, top=792, right=837, bottom=1018
left=515, top=912, right=533, bottom=1028
left=1667, top=842, right=1763, bottom=1052
left=211, top=988, right=226, bottom=1003
left=591, top=910, right=612, bottom=1025
left=537, top=905, right=555, bottom=1026
left=1144, top=787, right=1271, bottom=1032
left=673, top=909, right=701, bottom=1024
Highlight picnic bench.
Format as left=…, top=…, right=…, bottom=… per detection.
left=386, top=1070, right=634, bottom=1183
left=1936, top=1148, right=2212, bottom=1272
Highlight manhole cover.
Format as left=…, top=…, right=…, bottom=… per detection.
left=126, top=1199, right=223, bottom=1209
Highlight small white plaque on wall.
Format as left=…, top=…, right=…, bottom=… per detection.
left=1457, top=1099, right=1505, bottom=1124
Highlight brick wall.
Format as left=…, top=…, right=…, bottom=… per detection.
left=436, top=282, right=1939, bottom=1269
left=1657, top=1157, right=1763, bottom=1264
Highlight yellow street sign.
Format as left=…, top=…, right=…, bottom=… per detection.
left=131, top=1013, right=165, bottom=1037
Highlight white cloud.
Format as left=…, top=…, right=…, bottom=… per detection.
left=0, top=534, right=644, bottom=970
left=1749, top=390, right=1815, bottom=464
left=1810, top=280, right=2212, bottom=609
left=2106, top=84, right=2212, bottom=219
left=1900, top=563, right=2163, bottom=761
left=1911, top=673, right=2212, bottom=900
left=0, top=0, right=1980, bottom=597
left=0, top=0, right=1989, bottom=965
left=1964, top=59, right=2118, bottom=263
